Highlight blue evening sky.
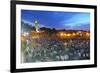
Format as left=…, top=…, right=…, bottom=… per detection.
left=21, top=10, right=90, bottom=31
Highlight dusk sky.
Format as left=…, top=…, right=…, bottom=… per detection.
left=21, top=10, right=90, bottom=30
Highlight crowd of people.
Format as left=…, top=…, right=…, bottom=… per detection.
left=22, top=37, right=90, bottom=63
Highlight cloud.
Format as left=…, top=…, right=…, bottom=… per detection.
left=22, top=19, right=48, bottom=28
left=22, top=19, right=33, bottom=26
left=62, top=13, right=90, bottom=27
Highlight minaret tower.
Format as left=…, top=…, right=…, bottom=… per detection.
left=34, top=20, right=39, bottom=32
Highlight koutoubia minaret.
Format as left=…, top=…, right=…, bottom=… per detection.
left=34, top=20, right=39, bottom=32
